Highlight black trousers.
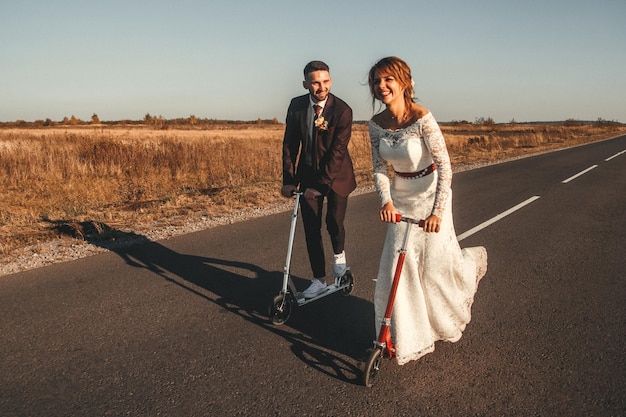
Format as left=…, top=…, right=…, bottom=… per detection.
left=299, top=188, right=348, bottom=279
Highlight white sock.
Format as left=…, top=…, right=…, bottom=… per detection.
left=333, top=251, right=346, bottom=264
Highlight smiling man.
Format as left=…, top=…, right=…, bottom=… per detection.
left=281, top=60, right=357, bottom=299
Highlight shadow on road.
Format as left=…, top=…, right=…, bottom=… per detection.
left=46, top=219, right=375, bottom=385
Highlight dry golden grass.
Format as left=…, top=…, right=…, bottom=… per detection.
left=1, top=122, right=624, bottom=256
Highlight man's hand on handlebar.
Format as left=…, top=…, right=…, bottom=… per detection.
left=281, top=185, right=297, bottom=198
left=304, top=188, right=321, bottom=200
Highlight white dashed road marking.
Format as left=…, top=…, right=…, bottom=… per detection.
left=456, top=196, right=541, bottom=242
left=561, top=165, right=598, bottom=183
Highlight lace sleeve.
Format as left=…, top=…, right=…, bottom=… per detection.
left=369, top=122, right=393, bottom=206
left=421, top=113, right=452, bottom=218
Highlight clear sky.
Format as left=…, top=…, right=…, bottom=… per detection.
left=1, top=0, right=625, bottom=123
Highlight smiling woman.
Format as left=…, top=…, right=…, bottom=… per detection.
left=366, top=56, right=488, bottom=366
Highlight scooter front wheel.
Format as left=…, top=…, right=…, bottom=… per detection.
left=268, top=294, right=292, bottom=325
left=363, top=346, right=384, bottom=387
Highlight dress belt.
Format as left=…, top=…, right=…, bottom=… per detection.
left=394, top=163, right=436, bottom=179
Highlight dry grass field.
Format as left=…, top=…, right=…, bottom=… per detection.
left=1, top=122, right=625, bottom=261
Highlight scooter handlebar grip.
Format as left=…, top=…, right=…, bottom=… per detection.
left=395, top=214, right=425, bottom=227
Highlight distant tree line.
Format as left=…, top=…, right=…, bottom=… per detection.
left=0, top=114, right=282, bottom=128
left=142, top=113, right=281, bottom=129
left=1, top=115, right=622, bottom=128
left=445, top=117, right=622, bottom=127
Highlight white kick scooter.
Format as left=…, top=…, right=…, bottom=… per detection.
left=268, top=191, right=355, bottom=325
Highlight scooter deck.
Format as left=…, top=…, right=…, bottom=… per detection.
left=294, top=282, right=351, bottom=306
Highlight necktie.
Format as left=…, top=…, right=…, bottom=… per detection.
left=306, top=105, right=322, bottom=166
left=312, top=105, right=322, bottom=138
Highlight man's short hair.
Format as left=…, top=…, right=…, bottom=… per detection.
left=304, top=61, right=329, bottom=77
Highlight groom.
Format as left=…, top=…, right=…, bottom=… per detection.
left=281, top=60, right=357, bottom=299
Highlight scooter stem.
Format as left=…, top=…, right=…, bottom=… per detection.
left=376, top=218, right=416, bottom=356
left=383, top=247, right=408, bottom=320
left=282, top=192, right=302, bottom=289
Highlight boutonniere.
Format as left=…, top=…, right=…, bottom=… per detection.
left=315, top=116, right=329, bottom=131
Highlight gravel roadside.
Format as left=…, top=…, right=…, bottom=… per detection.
left=0, top=185, right=374, bottom=277
left=0, top=161, right=501, bottom=277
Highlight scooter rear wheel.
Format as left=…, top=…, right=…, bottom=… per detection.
left=339, top=270, right=354, bottom=296
left=269, top=294, right=292, bottom=325
left=363, top=346, right=384, bottom=387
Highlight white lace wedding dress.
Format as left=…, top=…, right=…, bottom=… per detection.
left=369, top=112, right=488, bottom=365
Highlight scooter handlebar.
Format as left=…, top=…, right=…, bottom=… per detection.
left=291, top=190, right=319, bottom=198
left=394, top=213, right=425, bottom=227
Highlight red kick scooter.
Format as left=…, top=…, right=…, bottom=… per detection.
left=363, top=214, right=424, bottom=387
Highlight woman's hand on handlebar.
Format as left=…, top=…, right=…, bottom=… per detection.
left=423, top=214, right=441, bottom=233
left=379, top=201, right=400, bottom=223
left=380, top=202, right=441, bottom=231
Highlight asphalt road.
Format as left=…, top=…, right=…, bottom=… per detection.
left=1, top=135, right=625, bottom=416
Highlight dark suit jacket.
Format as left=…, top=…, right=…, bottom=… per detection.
left=282, top=93, right=357, bottom=197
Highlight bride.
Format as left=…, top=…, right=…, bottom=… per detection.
left=367, top=56, right=488, bottom=365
